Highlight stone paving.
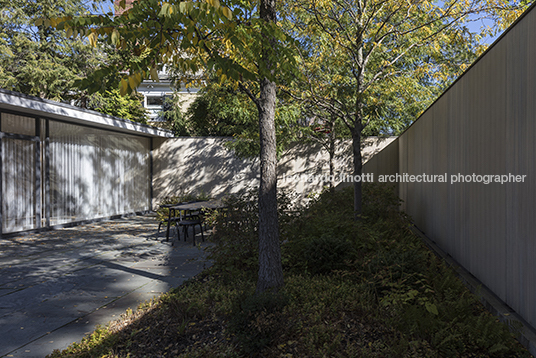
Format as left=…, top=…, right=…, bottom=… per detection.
left=0, top=215, right=211, bottom=358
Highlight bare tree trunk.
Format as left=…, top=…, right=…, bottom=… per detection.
left=328, top=118, right=335, bottom=191
left=353, top=28, right=365, bottom=219
left=256, top=0, right=283, bottom=294
left=352, top=128, right=363, bottom=218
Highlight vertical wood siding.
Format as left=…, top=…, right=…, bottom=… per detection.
left=363, top=6, right=536, bottom=328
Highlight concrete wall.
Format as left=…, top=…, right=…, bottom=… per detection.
left=362, top=5, right=536, bottom=329
left=152, top=136, right=395, bottom=207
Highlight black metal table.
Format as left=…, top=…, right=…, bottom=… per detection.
left=161, top=200, right=225, bottom=242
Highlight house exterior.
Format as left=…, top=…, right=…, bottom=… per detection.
left=113, top=0, right=201, bottom=126
left=0, top=88, right=173, bottom=234
left=137, top=70, right=199, bottom=124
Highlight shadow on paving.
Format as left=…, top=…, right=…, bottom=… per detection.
left=0, top=215, right=212, bottom=358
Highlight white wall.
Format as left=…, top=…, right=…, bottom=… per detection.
left=152, top=136, right=395, bottom=207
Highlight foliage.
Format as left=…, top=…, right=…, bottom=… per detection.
left=280, top=0, right=530, bottom=215
left=280, top=184, right=403, bottom=274
left=185, top=81, right=304, bottom=158
left=204, top=191, right=260, bottom=280
left=0, top=0, right=102, bottom=101
left=299, top=234, right=355, bottom=275
left=283, top=0, right=528, bottom=135
left=0, top=0, right=150, bottom=122
left=84, top=88, right=149, bottom=123
left=159, top=94, right=191, bottom=136
left=47, top=0, right=297, bottom=96
left=229, top=290, right=290, bottom=355
left=204, top=188, right=296, bottom=281
left=48, top=183, right=531, bottom=358
left=186, top=81, right=257, bottom=137
left=279, top=184, right=528, bottom=357
left=48, top=0, right=300, bottom=293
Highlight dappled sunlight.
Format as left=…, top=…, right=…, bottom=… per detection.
left=0, top=216, right=209, bottom=357
left=153, top=137, right=394, bottom=207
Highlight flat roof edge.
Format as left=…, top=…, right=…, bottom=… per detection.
left=0, top=88, right=174, bottom=138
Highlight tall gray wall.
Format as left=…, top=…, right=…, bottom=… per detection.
left=363, top=5, right=536, bottom=328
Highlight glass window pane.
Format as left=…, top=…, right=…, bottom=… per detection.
left=1, top=113, right=36, bottom=136
left=2, top=138, right=36, bottom=232
left=48, top=121, right=150, bottom=226
left=147, top=96, right=163, bottom=106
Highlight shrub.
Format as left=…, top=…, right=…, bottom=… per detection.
left=229, top=291, right=289, bottom=355
left=205, top=189, right=296, bottom=280
left=300, top=234, right=355, bottom=275
left=281, top=183, right=401, bottom=275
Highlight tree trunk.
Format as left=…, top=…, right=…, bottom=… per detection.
left=256, top=76, right=283, bottom=294
left=353, top=29, right=365, bottom=219
left=256, top=0, right=283, bottom=294
left=352, top=128, right=363, bottom=219
left=328, top=118, right=335, bottom=192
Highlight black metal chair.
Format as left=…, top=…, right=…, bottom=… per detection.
left=176, top=202, right=205, bottom=245
left=177, top=215, right=205, bottom=245
left=157, top=204, right=181, bottom=241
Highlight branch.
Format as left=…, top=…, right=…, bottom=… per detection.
left=239, top=81, right=260, bottom=107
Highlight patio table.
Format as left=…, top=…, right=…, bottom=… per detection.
left=161, top=199, right=226, bottom=242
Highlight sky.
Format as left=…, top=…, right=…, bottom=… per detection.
left=465, top=16, right=502, bottom=44
left=91, top=0, right=505, bottom=45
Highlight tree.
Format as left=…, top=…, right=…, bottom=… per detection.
left=179, top=80, right=301, bottom=157
left=281, top=0, right=529, bottom=218
left=83, top=88, right=149, bottom=123
left=299, top=103, right=351, bottom=190
left=0, top=0, right=150, bottom=122
left=51, top=0, right=296, bottom=293
left=185, top=81, right=260, bottom=138
left=0, top=0, right=102, bottom=101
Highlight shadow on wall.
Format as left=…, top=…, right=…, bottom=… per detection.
left=152, top=136, right=396, bottom=207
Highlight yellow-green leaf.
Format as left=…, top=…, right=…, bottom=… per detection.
left=128, top=74, right=139, bottom=90
left=425, top=302, right=439, bottom=315
left=150, top=67, right=159, bottom=81
left=88, top=32, right=98, bottom=47
left=221, top=7, right=232, bottom=20
left=2, top=47, right=13, bottom=57
left=120, top=79, right=129, bottom=96
left=111, top=29, right=120, bottom=46
left=208, top=0, right=220, bottom=10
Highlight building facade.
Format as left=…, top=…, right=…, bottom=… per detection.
left=0, top=89, right=172, bottom=234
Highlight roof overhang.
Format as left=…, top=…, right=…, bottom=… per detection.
left=0, top=88, right=174, bottom=138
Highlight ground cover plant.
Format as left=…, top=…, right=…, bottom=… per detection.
left=48, top=184, right=531, bottom=358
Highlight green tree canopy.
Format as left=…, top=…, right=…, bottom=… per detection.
left=0, top=0, right=101, bottom=100
left=0, top=0, right=149, bottom=123
left=281, top=0, right=530, bottom=216
left=180, top=80, right=302, bottom=157
left=83, top=88, right=149, bottom=123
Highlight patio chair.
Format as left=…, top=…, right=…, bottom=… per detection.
left=176, top=203, right=205, bottom=245
left=177, top=216, right=205, bottom=245
left=157, top=204, right=182, bottom=241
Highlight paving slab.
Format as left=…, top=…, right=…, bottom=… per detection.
left=0, top=215, right=211, bottom=358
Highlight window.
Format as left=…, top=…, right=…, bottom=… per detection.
left=146, top=96, right=164, bottom=107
